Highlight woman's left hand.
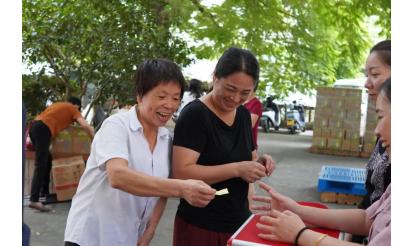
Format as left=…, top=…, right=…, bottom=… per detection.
left=256, top=209, right=306, bottom=243
left=257, top=154, right=275, bottom=176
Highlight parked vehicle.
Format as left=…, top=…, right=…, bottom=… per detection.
left=260, top=97, right=281, bottom=133
left=286, top=109, right=306, bottom=134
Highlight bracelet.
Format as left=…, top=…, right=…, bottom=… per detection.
left=294, top=226, right=309, bottom=246
left=314, top=234, right=328, bottom=246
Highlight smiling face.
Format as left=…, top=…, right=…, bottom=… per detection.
left=211, top=72, right=255, bottom=113
left=136, top=81, right=181, bottom=129
left=364, top=52, right=391, bottom=100
left=374, top=92, right=391, bottom=157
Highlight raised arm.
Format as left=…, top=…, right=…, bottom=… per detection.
left=106, top=158, right=215, bottom=207
left=76, top=116, right=95, bottom=138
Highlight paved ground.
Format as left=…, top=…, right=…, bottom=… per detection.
left=23, top=128, right=368, bottom=246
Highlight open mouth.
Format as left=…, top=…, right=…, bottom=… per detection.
left=156, top=112, right=171, bottom=122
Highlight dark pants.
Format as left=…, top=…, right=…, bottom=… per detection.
left=64, top=242, right=80, bottom=246
left=173, top=215, right=232, bottom=246
left=29, top=120, right=52, bottom=203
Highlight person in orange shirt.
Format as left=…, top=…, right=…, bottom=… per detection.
left=28, top=97, right=94, bottom=212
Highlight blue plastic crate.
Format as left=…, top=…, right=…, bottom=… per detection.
left=317, top=165, right=367, bottom=195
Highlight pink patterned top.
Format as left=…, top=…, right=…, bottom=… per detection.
left=366, top=184, right=391, bottom=245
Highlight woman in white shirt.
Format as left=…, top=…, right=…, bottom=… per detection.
left=64, top=59, right=216, bottom=246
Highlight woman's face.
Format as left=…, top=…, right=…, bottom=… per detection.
left=364, top=51, right=391, bottom=100
left=137, top=81, right=181, bottom=128
left=374, top=92, right=391, bottom=157
left=212, top=72, right=255, bottom=112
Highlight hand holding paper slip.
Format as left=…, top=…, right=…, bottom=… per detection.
left=215, top=188, right=229, bottom=196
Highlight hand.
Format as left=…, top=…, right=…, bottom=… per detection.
left=180, top=179, right=216, bottom=207
left=256, top=154, right=276, bottom=176
left=251, top=182, right=298, bottom=213
left=137, top=225, right=154, bottom=246
left=256, top=209, right=306, bottom=243
left=237, top=161, right=267, bottom=183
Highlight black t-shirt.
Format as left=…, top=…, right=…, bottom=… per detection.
left=173, top=99, right=254, bottom=233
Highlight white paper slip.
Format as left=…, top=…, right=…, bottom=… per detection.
left=215, top=188, right=229, bottom=196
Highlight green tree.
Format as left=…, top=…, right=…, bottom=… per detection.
left=177, top=0, right=390, bottom=98
left=23, top=0, right=192, bottom=116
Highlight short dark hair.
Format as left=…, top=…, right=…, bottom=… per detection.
left=68, top=97, right=82, bottom=107
left=134, top=58, right=186, bottom=99
left=379, top=78, right=391, bottom=103
left=188, top=79, right=204, bottom=98
left=370, top=40, right=391, bottom=67
left=214, top=47, right=260, bottom=91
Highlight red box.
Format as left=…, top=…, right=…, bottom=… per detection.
left=227, top=202, right=341, bottom=246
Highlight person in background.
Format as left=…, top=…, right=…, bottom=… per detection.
left=28, top=97, right=94, bottom=212
left=244, top=89, right=263, bottom=150
left=173, top=78, right=205, bottom=121
left=172, top=47, right=275, bottom=246
left=253, top=79, right=391, bottom=246
left=64, top=59, right=215, bottom=246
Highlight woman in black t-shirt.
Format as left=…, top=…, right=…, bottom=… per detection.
left=172, top=47, right=276, bottom=246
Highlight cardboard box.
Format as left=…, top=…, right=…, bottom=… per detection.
left=52, top=156, right=85, bottom=201
left=321, top=128, right=331, bottom=138
left=349, top=139, right=361, bottom=152
left=331, top=128, right=345, bottom=139
left=313, top=127, right=322, bottom=137
left=327, top=138, right=342, bottom=150
left=329, top=119, right=343, bottom=129
left=312, top=137, right=327, bottom=149
left=341, top=139, right=351, bottom=151
left=363, top=133, right=377, bottom=145
left=345, top=130, right=360, bottom=140
left=52, top=126, right=91, bottom=161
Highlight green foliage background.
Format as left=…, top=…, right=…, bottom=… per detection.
left=22, top=0, right=390, bottom=117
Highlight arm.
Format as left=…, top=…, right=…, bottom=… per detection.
left=250, top=113, right=259, bottom=127
left=294, top=206, right=371, bottom=236
left=76, top=116, right=95, bottom=138
left=172, top=146, right=267, bottom=185
left=258, top=210, right=363, bottom=246
left=106, top=158, right=215, bottom=207
left=137, top=198, right=167, bottom=246
left=253, top=182, right=372, bottom=237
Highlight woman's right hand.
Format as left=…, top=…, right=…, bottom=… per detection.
left=180, top=180, right=216, bottom=207
left=237, top=161, right=267, bottom=183
left=251, top=182, right=298, bottom=213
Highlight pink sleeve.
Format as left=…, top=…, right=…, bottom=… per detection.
left=366, top=198, right=381, bottom=219
left=367, top=225, right=390, bottom=246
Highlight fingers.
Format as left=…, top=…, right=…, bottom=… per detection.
left=251, top=195, right=271, bottom=203
left=257, top=154, right=276, bottom=176
left=250, top=204, right=271, bottom=212
left=258, top=181, right=273, bottom=192
left=257, top=233, right=279, bottom=241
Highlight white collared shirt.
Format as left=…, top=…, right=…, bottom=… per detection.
left=65, top=105, right=171, bottom=246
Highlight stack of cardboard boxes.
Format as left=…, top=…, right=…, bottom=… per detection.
left=52, top=125, right=91, bottom=161
left=361, top=98, right=377, bottom=157
left=312, top=87, right=362, bottom=156
left=52, top=155, right=86, bottom=201
left=24, top=125, right=91, bottom=201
